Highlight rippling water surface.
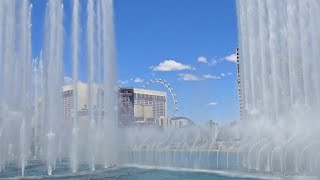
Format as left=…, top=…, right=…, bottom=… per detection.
left=1, top=164, right=318, bottom=180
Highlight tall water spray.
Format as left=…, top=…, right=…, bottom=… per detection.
left=0, top=0, right=32, bottom=176
left=43, top=0, right=64, bottom=175
left=236, top=0, right=320, bottom=174
left=87, top=0, right=97, bottom=170
left=71, top=0, right=79, bottom=173
left=101, top=0, right=119, bottom=167
left=0, top=0, right=119, bottom=177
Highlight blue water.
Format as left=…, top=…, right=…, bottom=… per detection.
left=116, top=168, right=258, bottom=180
left=1, top=163, right=317, bottom=180
left=0, top=166, right=266, bottom=180
left=128, top=150, right=239, bottom=170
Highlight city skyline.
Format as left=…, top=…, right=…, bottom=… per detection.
left=31, top=0, right=239, bottom=124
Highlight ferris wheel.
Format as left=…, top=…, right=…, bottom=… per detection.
left=142, top=79, right=178, bottom=118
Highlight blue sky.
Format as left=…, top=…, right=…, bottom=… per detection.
left=31, top=0, right=239, bottom=124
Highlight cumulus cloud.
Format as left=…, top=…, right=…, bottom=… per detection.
left=209, top=59, right=219, bottom=66
left=225, top=53, right=237, bottom=63
left=151, top=60, right=194, bottom=71
left=203, top=74, right=221, bottom=80
left=198, top=56, right=221, bottom=66
left=178, top=73, right=200, bottom=81
left=197, top=56, right=208, bottom=64
left=64, top=76, right=72, bottom=85
left=118, top=80, right=128, bottom=85
left=221, top=73, right=226, bottom=77
left=133, top=77, right=144, bottom=83
left=208, top=102, right=218, bottom=106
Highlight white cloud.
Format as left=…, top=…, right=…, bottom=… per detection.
left=197, top=56, right=208, bottom=64
left=133, top=77, right=144, bottom=83
left=227, top=72, right=233, bottom=76
left=208, top=102, right=218, bottom=106
left=198, top=57, right=220, bottom=66
left=221, top=73, right=226, bottom=77
left=178, top=73, right=200, bottom=81
left=209, top=59, right=219, bottom=66
left=225, top=53, right=237, bottom=63
left=118, top=80, right=128, bottom=85
left=151, top=60, right=193, bottom=71
left=64, top=76, right=72, bottom=85
left=203, top=74, right=221, bottom=80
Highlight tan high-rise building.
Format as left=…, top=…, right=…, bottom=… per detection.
left=133, top=88, right=168, bottom=127
left=236, top=48, right=243, bottom=121
left=62, top=82, right=100, bottom=121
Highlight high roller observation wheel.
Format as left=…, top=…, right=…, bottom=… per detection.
left=142, top=79, right=178, bottom=118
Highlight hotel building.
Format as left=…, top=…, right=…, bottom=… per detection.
left=62, top=84, right=168, bottom=128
